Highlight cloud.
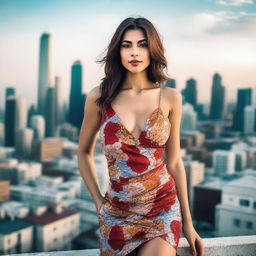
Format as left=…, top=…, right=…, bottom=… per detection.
left=216, top=0, right=254, bottom=6
left=193, top=10, right=256, bottom=34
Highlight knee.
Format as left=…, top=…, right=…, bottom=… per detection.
left=137, top=237, right=176, bottom=256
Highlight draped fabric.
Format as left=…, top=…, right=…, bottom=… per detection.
left=97, top=87, right=182, bottom=256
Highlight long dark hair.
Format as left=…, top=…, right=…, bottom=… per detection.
left=95, top=16, right=171, bottom=112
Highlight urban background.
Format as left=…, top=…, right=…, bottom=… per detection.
left=0, top=0, right=256, bottom=255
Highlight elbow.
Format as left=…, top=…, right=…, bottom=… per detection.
left=166, top=158, right=181, bottom=174
left=77, top=147, right=84, bottom=156
left=77, top=147, right=92, bottom=158
left=166, top=163, right=177, bottom=174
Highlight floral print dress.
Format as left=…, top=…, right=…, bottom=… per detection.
left=98, top=86, right=182, bottom=256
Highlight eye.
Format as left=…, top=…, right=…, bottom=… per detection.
left=140, top=43, right=148, bottom=47
left=121, top=44, right=130, bottom=48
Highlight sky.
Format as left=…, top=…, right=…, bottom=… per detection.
left=0, top=0, right=256, bottom=109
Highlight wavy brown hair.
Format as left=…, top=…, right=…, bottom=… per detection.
left=95, top=16, right=171, bottom=112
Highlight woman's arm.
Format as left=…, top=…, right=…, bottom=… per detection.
left=164, top=88, right=192, bottom=224
left=165, top=88, right=204, bottom=255
left=170, top=157, right=193, bottom=224
left=77, top=86, right=105, bottom=214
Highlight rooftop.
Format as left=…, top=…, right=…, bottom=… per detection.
left=5, top=235, right=256, bottom=256
left=226, top=174, right=256, bottom=188
left=23, top=207, right=78, bottom=225
left=0, top=219, right=32, bottom=235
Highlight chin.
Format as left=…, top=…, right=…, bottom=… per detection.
left=126, top=66, right=148, bottom=73
left=129, top=69, right=143, bottom=73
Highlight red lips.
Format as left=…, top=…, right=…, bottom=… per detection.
left=129, top=60, right=142, bottom=63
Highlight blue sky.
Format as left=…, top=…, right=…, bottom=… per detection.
left=0, top=0, right=256, bottom=108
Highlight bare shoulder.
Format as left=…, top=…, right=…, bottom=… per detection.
left=78, top=85, right=102, bottom=154
left=86, top=85, right=102, bottom=115
left=87, top=85, right=101, bottom=100
left=162, top=86, right=182, bottom=101
left=162, top=86, right=182, bottom=113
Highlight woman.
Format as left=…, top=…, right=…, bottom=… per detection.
left=77, top=16, right=204, bottom=256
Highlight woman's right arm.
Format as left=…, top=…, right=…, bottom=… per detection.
left=77, top=86, right=106, bottom=215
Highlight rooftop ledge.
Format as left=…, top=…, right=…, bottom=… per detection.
left=4, top=235, right=256, bottom=256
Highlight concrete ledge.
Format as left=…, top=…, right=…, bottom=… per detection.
left=178, top=235, right=256, bottom=256
left=3, top=235, right=256, bottom=256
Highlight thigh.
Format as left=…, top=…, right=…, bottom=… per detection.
left=137, top=237, right=176, bottom=256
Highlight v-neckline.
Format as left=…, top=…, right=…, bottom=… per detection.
left=109, top=103, right=164, bottom=143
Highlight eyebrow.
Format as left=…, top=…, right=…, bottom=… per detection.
left=121, top=39, right=147, bottom=44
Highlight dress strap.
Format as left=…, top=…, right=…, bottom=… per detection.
left=158, top=86, right=161, bottom=109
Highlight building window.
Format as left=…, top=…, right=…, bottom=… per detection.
left=53, top=226, right=57, bottom=231
left=239, top=199, right=250, bottom=207
left=246, top=221, right=253, bottom=230
left=8, top=238, right=11, bottom=244
left=233, top=218, right=241, bottom=227
left=253, top=201, right=256, bottom=209
left=53, top=238, right=58, bottom=242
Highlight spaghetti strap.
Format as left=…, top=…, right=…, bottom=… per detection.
left=158, top=86, right=161, bottom=109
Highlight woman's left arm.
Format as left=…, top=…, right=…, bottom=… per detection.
left=165, top=88, right=204, bottom=256
left=165, top=88, right=192, bottom=224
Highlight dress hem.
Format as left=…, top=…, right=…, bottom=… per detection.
left=99, top=232, right=179, bottom=256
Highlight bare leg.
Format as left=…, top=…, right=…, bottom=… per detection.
left=137, top=237, right=176, bottom=256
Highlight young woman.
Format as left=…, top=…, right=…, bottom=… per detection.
left=78, top=17, right=204, bottom=256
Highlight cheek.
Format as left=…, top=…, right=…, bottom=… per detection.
left=145, top=52, right=150, bottom=64
left=120, top=50, right=128, bottom=63
left=143, top=50, right=150, bottom=60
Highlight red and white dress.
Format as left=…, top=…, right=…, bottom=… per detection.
left=98, top=86, right=182, bottom=256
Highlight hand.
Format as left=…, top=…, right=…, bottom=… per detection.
left=182, top=221, right=204, bottom=256
left=96, top=196, right=107, bottom=215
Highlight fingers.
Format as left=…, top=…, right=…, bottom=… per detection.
left=196, top=237, right=204, bottom=256
left=189, top=237, right=204, bottom=256
left=188, top=239, right=197, bottom=256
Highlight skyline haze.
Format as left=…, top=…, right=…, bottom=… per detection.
left=0, top=0, right=256, bottom=109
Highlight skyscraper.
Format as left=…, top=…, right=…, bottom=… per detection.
left=37, top=33, right=51, bottom=117
left=4, top=88, right=16, bottom=146
left=165, top=79, right=176, bottom=88
left=181, top=103, right=197, bottom=131
left=45, top=87, right=56, bottom=137
left=15, top=97, right=27, bottom=131
left=5, top=96, right=28, bottom=147
left=5, top=96, right=16, bottom=146
left=5, top=87, right=15, bottom=98
left=31, top=115, right=45, bottom=140
left=28, top=104, right=37, bottom=127
left=15, top=128, right=34, bottom=159
left=209, top=73, right=225, bottom=120
left=244, top=105, right=255, bottom=135
left=182, top=78, right=197, bottom=110
left=233, top=88, right=252, bottom=132
left=68, top=60, right=84, bottom=128
left=54, top=76, right=64, bottom=125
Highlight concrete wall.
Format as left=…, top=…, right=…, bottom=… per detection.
left=5, top=235, right=256, bottom=256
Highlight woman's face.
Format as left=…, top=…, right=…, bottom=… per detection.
left=120, top=29, right=150, bottom=73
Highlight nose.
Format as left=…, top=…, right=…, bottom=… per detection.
left=131, top=46, right=139, bottom=56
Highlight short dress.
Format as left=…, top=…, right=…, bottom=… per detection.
left=97, top=86, right=182, bottom=256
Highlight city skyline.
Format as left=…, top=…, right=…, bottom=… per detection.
left=0, top=0, right=256, bottom=108
left=1, top=2, right=256, bottom=254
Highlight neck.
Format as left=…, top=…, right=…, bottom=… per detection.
left=122, top=70, right=155, bottom=90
